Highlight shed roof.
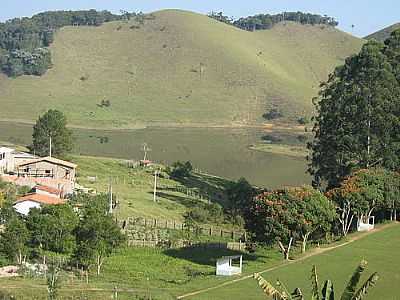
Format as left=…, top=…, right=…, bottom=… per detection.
left=17, top=156, right=77, bottom=169
left=15, top=193, right=66, bottom=205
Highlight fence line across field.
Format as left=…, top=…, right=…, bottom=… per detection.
left=119, top=216, right=246, bottom=240
left=126, top=240, right=246, bottom=251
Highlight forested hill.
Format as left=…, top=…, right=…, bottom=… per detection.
left=0, top=10, right=138, bottom=77
left=0, top=10, right=362, bottom=129
left=209, top=11, right=338, bottom=32
left=365, top=23, right=400, bottom=42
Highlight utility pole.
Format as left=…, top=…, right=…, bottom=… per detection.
left=109, top=178, right=113, bottom=214
left=49, top=135, right=52, bottom=157
left=153, top=169, right=159, bottom=202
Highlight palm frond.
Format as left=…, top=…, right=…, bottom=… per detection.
left=292, top=288, right=304, bottom=300
left=340, top=260, right=367, bottom=300
left=254, top=273, right=290, bottom=300
left=311, top=265, right=320, bottom=300
left=322, top=280, right=335, bottom=300
left=351, top=272, right=379, bottom=300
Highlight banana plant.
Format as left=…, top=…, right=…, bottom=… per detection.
left=254, top=260, right=379, bottom=300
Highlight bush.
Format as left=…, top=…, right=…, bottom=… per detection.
left=169, top=161, right=193, bottom=179
left=262, top=108, right=283, bottom=120
left=297, top=116, right=310, bottom=125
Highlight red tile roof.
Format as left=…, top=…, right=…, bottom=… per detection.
left=15, top=193, right=66, bottom=205
left=34, top=185, right=61, bottom=195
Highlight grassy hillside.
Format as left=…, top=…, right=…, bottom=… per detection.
left=365, top=23, right=400, bottom=42
left=72, top=155, right=232, bottom=222
left=0, top=10, right=363, bottom=129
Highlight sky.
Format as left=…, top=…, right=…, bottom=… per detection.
left=1, top=0, right=398, bottom=37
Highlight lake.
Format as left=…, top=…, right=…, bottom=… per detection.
left=0, top=122, right=310, bottom=188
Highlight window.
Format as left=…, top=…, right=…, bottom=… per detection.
left=45, top=170, right=51, bottom=174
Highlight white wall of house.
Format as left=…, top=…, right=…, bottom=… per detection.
left=13, top=201, right=41, bottom=216
left=0, top=147, right=15, bottom=174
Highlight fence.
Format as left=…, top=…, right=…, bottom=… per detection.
left=120, top=216, right=246, bottom=240
left=126, top=239, right=246, bottom=251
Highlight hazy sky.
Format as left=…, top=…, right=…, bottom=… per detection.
left=1, top=0, right=398, bottom=37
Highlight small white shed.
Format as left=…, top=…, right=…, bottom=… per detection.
left=358, top=216, right=375, bottom=232
left=216, top=255, right=243, bottom=276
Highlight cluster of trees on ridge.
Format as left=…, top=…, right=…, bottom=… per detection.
left=208, top=11, right=338, bottom=31
left=0, top=10, right=135, bottom=77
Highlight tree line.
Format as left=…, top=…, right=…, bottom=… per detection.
left=0, top=10, right=135, bottom=77
left=208, top=11, right=338, bottom=32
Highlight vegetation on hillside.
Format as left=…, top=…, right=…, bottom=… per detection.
left=0, top=10, right=136, bottom=77
left=208, top=11, right=338, bottom=31
left=309, top=30, right=400, bottom=188
left=365, top=23, right=400, bottom=42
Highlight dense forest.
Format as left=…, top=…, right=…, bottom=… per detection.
left=208, top=11, right=339, bottom=31
left=0, top=10, right=134, bottom=77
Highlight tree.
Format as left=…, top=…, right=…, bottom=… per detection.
left=309, top=40, right=400, bottom=188
left=31, top=109, right=73, bottom=157
left=169, top=161, right=193, bottom=179
left=26, top=205, right=79, bottom=256
left=244, top=186, right=336, bottom=259
left=254, top=260, right=378, bottom=300
left=225, top=178, right=255, bottom=218
left=327, top=168, right=397, bottom=236
left=74, top=194, right=125, bottom=275
left=0, top=216, right=29, bottom=264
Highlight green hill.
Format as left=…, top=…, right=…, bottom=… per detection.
left=0, top=10, right=363, bottom=129
left=365, top=23, right=400, bottom=42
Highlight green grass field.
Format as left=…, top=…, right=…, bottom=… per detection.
left=248, top=143, right=308, bottom=158
left=0, top=10, right=363, bottom=129
left=72, top=155, right=232, bottom=221
left=1, top=224, right=398, bottom=299
left=189, top=223, right=400, bottom=300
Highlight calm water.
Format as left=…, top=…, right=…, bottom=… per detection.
left=0, top=122, right=310, bottom=188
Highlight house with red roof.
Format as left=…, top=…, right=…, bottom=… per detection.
left=13, top=193, right=66, bottom=216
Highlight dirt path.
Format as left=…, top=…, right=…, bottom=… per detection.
left=176, top=223, right=398, bottom=299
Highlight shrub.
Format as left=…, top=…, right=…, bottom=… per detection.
left=169, top=161, right=193, bottom=179
left=262, top=108, right=283, bottom=120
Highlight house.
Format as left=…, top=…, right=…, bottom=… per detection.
left=0, top=147, right=15, bottom=174
left=32, top=185, right=63, bottom=198
left=16, top=156, right=77, bottom=182
left=0, top=147, right=36, bottom=174
left=13, top=193, right=66, bottom=216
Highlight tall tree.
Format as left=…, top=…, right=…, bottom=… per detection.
left=31, top=109, right=73, bottom=157
left=74, top=194, right=125, bottom=275
left=309, top=40, right=400, bottom=188
left=0, top=216, right=29, bottom=264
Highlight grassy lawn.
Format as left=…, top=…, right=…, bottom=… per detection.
left=72, top=155, right=232, bottom=222
left=189, top=223, right=400, bottom=300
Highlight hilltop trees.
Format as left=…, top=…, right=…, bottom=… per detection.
left=0, top=10, right=135, bottom=77
left=309, top=36, right=400, bottom=188
left=208, top=11, right=338, bottom=31
left=31, top=109, right=73, bottom=157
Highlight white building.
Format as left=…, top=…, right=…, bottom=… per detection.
left=0, top=147, right=36, bottom=174
left=0, top=147, right=14, bottom=174
left=216, top=255, right=243, bottom=276
left=13, top=193, right=66, bottom=216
